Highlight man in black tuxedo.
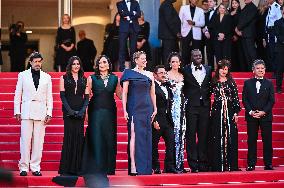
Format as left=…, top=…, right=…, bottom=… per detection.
left=152, top=65, right=176, bottom=174
left=77, top=30, right=97, bottom=72
left=242, top=60, right=275, bottom=171
left=235, top=0, right=257, bottom=71
left=202, top=0, right=217, bottom=68
left=158, top=0, right=181, bottom=68
left=117, top=0, right=141, bottom=71
left=183, top=49, right=212, bottom=173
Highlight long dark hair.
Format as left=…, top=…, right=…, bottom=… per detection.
left=94, top=55, right=113, bottom=77
left=212, top=59, right=233, bottom=85
left=167, top=52, right=183, bottom=73
left=230, top=0, right=241, bottom=13
left=65, top=56, right=86, bottom=86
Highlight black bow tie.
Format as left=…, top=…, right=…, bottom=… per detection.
left=255, top=78, right=263, bottom=83
left=195, top=66, right=202, bottom=71
left=161, top=82, right=170, bottom=87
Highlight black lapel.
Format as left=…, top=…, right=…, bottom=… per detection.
left=155, top=81, right=167, bottom=100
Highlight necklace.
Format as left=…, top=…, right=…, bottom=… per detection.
left=100, top=74, right=109, bottom=80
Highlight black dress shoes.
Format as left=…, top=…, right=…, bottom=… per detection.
left=246, top=166, right=255, bottom=171
left=129, top=172, right=138, bottom=176
left=191, top=168, right=199, bottom=173
left=264, top=165, right=274, bottom=170
left=32, top=171, right=42, bottom=176
left=20, top=171, right=27, bottom=176
left=153, top=169, right=161, bottom=174
left=163, top=168, right=180, bottom=174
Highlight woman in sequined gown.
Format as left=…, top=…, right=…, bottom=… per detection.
left=210, top=60, right=241, bottom=172
left=167, top=52, right=187, bottom=173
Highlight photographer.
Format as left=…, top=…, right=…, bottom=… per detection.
left=9, top=21, right=27, bottom=72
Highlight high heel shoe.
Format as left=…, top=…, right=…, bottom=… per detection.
left=129, top=172, right=138, bottom=176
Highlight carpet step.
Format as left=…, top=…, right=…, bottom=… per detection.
left=0, top=168, right=283, bottom=187
left=2, top=158, right=284, bottom=171
left=0, top=141, right=283, bottom=151
left=1, top=124, right=284, bottom=133
left=1, top=108, right=284, bottom=118
left=1, top=131, right=284, bottom=143
left=1, top=149, right=284, bottom=161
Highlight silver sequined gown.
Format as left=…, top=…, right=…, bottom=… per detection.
left=169, top=79, right=187, bottom=171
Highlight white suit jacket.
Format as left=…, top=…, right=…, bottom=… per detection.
left=14, top=69, right=53, bottom=121
left=179, top=5, right=205, bottom=40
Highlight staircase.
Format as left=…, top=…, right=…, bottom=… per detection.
left=0, top=72, right=284, bottom=187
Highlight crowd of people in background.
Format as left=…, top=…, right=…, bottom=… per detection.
left=8, top=0, right=283, bottom=186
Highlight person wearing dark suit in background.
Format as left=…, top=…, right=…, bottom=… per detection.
left=9, top=21, right=27, bottom=72
left=242, top=60, right=275, bottom=171
left=208, top=3, right=232, bottom=62
left=0, top=28, right=3, bottom=72
left=274, top=7, right=284, bottom=93
left=203, top=0, right=217, bottom=68
left=256, top=0, right=269, bottom=64
left=117, top=0, right=141, bottom=71
left=152, top=65, right=176, bottom=174
left=77, top=30, right=97, bottom=72
left=230, top=0, right=243, bottom=71
left=137, top=11, right=152, bottom=70
left=183, top=49, right=212, bottom=173
left=158, top=0, right=181, bottom=68
left=235, top=0, right=258, bottom=72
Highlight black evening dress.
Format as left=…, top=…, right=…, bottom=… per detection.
left=55, top=27, right=76, bottom=71
left=81, top=74, right=118, bottom=175
left=137, top=21, right=152, bottom=68
left=58, top=75, right=87, bottom=175
left=120, top=69, right=154, bottom=175
left=210, top=80, right=241, bottom=172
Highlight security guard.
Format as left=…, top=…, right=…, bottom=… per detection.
left=266, top=0, right=282, bottom=72
left=275, top=7, right=284, bottom=93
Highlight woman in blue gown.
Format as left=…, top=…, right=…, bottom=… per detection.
left=121, top=51, right=157, bottom=175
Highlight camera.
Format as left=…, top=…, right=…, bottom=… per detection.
left=9, top=24, right=21, bottom=35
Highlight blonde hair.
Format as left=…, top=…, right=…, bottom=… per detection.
left=133, top=51, right=146, bottom=64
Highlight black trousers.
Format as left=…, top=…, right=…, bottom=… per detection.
left=185, top=105, right=210, bottom=170
left=161, top=39, right=179, bottom=68
left=205, top=38, right=215, bottom=68
left=241, top=37, right=257, bottom=72
left=275, top=45, right=284, bottom=90
left=266, top=28, right=277, bottom=72
left=10, top=55, right=25, bottom=72
left=247, top=120, right=273, bottom=167
left=118, top=26, right=138, bottom=72
left=152, top=124, right=175, bottom=170
left=214, top=38, right=231, bottom=63
left=181, top=32, right=201, bottom=65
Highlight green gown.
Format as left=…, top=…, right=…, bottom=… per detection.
left=81, top=73, right=118, bottom=175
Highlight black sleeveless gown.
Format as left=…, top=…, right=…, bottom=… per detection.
left=58, top=75, right=86, bottom=175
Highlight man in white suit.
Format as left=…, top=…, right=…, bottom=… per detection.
left=14, top=52, right=53, bottom=176
left=179, top=0, right=205, bottom=65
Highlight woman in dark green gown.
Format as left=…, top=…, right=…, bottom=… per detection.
left=81, top=55, right=121, bottom=176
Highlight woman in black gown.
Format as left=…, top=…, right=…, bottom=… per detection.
left=81, top=55, right=121, bottom=176
left=137, top=12, right=152, bottom=70
left=210, top=59, right=241, bottom=172
left=55, top=14, right=76, bottom=72
left=58, top=56, right=89, bottom=175
left=121, top=51, right=157, bottom=175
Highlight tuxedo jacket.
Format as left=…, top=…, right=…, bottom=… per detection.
left=237, top=2, right=258, bottom=38
left=14, top=69, right=53, bottom=121
left=117, top=0, right=141, bottom=33
left=179, top=5, right=205, bottom=40
left=183, top=64, right=212, bottom=107
left=242, top=78, right=275, bottom=122
left=154, top=81, right=173, bottom=128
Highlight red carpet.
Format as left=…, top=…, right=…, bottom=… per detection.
left=0, top=72, right=283, bottom=187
